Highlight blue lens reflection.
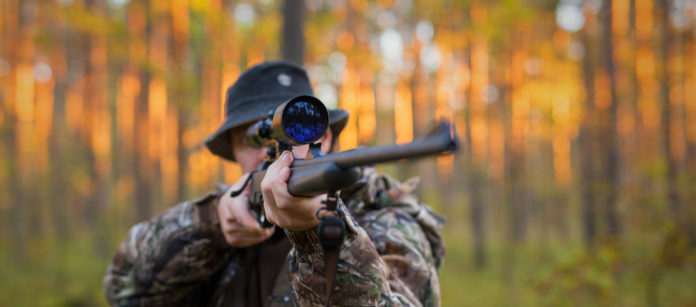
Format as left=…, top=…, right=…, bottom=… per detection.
left=283, top=100, right=327, bottom=144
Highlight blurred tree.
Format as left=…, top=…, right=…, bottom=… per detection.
left=465, top=4, right=487, bottom=269
left=655, top=0, right=679, bottom=226
left=133, top=1, right=153, bottom=222
left=282, top=0, right=305, bottom=64
left=170, top=0, right=190, bottom=204
left=1, top=0, right=696, bottom=305
left=579, top=9, right=598, bottom=249
left=599, top=0, right=621, bottom=238
left=48, top=16, right=69, bottom=239
left=5, top=0, right=25, bottom=261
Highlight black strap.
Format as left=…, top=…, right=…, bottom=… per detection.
left=323, top=248, right=339, bottom=306
left=229, top=172, right=255, bottom=197
left=317, top=192, right=345, bottom=307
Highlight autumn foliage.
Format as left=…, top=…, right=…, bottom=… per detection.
left=1, top=0, right=695, bottom=305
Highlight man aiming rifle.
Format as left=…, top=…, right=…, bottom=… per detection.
left=104, top=61, right=452, bottom=306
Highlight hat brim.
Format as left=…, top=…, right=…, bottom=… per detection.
left=205, top=108, right=350, bottom=162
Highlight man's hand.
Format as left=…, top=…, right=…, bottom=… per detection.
left=261, top=151, right=325, bottom=231
left=218, top=173, right=275, bottom=247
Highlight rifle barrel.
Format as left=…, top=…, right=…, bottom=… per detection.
left=292, top=122, right=458, bottom=169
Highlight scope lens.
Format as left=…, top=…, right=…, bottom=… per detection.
left=282, top=97, right=328, bottom=144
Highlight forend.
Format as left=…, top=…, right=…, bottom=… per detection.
left=245, top=95, right=329, bottom=148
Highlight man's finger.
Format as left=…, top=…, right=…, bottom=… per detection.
left=219, top=195, right=236, bottom=225
left=279, top=150, right=293, bottom=166
left=279, top=166, right=291, bottom=183
left=263, top=227, right=274, bottom=237
left=225, top=214, right=236, bottom=223
left=239, top=208, right=261, bottom=230
left=223, top=203, right=236, bottom=223
left=229, top=195, right=261, bottom=230
left=267, top=151, right=293, bottom=175
left=272, top=166, right=293, bottom=209
left=264, top=211, right=276, bottom=226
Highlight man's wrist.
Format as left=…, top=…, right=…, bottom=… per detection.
left=285, top=227, right=323, bottom=261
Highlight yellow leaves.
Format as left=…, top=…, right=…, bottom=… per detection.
left=394, top=83, right=413, bottom=144
left=171, top=0, right=190, bottom=42
left=182, top=128, right=199, bottom=149
left=552, top=98, right=572, bottom=127
left=189, top=0, right=209, bottom=13
left=636, top=47, right=655, bottom=79
left=350, top=0, right=368, bottom=13
left=91, top=108, right=111, bottom=170
left=148, top=78, right=167, bottom=161
left=553, top=30, right=571, bottom=49
left=635, top=0, right=654, bottom=41
left=553, top=135, right=572, bottom=186
left=612, top=0, right=630, bottom=35
left=488, top=119, right=504, bottom=181
left=617, top=104, right=635, bottom=135
left=358, top=86, right=376, bottom=144
left=339, top=68, right=359, bottom=150
left=61, top=5, right=119, bottom=38
left=336, top=31, right=355, bottom=51
left=471, top=116, right=488, bottom=162
left=15, top=64, right=35, bottom=123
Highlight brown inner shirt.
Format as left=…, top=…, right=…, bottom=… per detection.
left=226, top=227, right=293, bottom=307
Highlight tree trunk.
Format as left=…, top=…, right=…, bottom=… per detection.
left=82, top=29, right=99, bottom=226
left=465, top=45, right=486, bottom=269
left=628, top=0, right=640, bottom=147
left=580, top=27, right=597, bottom=250
left=674, top=28, right=695, bottom=246
left=49, top=33, right=70, bottom=238
left=5, top=0, right=24, bottom=260
left=281, top=0, right=305, bottom=65
left=176, top=110, right=188, bottom=202
left=654, top=0, right=680, bottom=225
left=503, top=33, right=525, bottom=244
left=170, top=3, right=190, bottom=203
left=600, top=0, right=621, bottom=237
left=7, top=112, right=24, bottom=260
left=134, top=2, right=153, bottom=221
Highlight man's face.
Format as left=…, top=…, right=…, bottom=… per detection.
left=230, top=124, right=334, bottom=174
left=230, top=124, right=267, bottom=173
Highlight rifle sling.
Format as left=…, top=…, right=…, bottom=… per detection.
left=317, top=200, right=345, bottom=307
left=324, top=247, right=339, bottom=307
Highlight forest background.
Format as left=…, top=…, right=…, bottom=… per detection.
left=1, top=0, right=695, bottom=305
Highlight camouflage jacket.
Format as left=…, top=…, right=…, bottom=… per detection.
left=104, top=168, right=445, bottom=306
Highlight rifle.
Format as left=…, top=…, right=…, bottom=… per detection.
left=230, top=95, right=459, bottom=227
left=229, top=94, right=458, bottom=306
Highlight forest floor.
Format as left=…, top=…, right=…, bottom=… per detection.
left=1, top=228, right=695, bottom=306
left=440, top=227, right=696, bottom=306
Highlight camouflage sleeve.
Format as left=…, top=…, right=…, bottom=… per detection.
left=286, top=169, right=445, bottom=307
left=103, top=192, right=233, bottom=306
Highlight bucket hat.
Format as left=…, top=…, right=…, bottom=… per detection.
left=205, top=61, right=349, bottom=161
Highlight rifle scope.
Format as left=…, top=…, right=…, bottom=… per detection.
left=245, top=95, right=329, bottom=148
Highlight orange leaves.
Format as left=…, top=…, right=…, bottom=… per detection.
left=394, top=83, right=414, bottom=144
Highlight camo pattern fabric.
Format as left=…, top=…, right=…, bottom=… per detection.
left=103, top=192, right=234, bottom=306
left=286, top=167, right=445, bottom=306
left=104, top=167, right=444, bottom=307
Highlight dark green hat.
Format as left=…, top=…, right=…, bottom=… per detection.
left=205, top=61, right=349, bottom=161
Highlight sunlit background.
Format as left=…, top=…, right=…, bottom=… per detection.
left=1, top=0, right=696, bottom=305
